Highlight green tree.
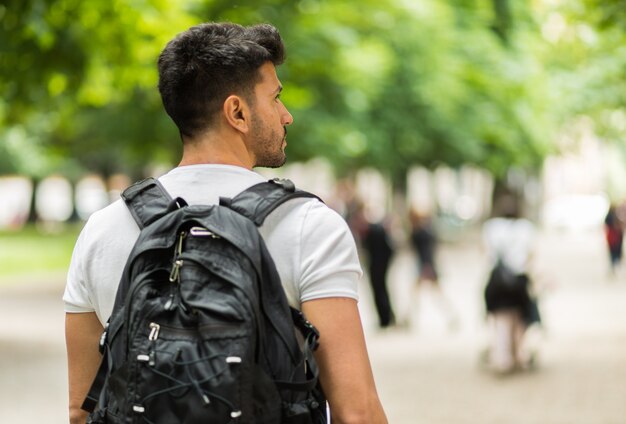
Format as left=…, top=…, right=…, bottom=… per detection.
left=2, top=0, right=620, bottom=190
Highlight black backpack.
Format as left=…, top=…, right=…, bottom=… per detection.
left=489, top=258, right=518, bottom=289
left=82, top=177, right=327, bottom=424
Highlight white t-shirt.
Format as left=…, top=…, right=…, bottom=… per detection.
left=482, top=217, right=536, bottom=275
left=64, top=165, right=361, bottom=325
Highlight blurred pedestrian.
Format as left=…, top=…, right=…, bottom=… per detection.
left=409, top=209, right=438, bottom=285
left=482, top=194, right=540, bottom=373
left=343, top=198, right=397, bottom=329
left=604, top=204, right=624, bottom=276
left=407, top=208, right=458, bottom=331
left=362, top=217, right=396, bottom=328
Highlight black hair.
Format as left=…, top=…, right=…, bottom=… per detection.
left=494, top=194, right=520, bottom=219
left=157, top=22, right=285, bottom=138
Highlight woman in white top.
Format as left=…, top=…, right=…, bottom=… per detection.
left=482, top=194, right=540, bottom=373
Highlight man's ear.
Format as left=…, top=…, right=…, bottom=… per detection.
left=223, top=95, right=250, bottom=134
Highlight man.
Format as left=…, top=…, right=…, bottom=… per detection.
left=64, top=22, right=388, bottom=424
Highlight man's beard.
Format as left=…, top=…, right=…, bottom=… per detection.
left=251, top=116, right=287, bottom=168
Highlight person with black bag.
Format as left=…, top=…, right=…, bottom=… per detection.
left=64, top=22, right=387, bottom=424
left=482, top=194, right=541, bottom=373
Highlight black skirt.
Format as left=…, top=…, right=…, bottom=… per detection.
left=484, top=271, right=541, bottom=325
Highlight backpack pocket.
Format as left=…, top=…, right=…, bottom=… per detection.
left=130, top=322, right=250, bottom=423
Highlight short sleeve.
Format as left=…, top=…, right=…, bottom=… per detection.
left=297, top=201, right=362, bottom=303
left=63, top=222, right=96, bottom=313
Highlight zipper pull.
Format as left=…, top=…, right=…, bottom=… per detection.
left=148, top=322, right=160, bottom=366
left=169, top=231, right=186, bottom=283
left=176, top=231, right=186, bottom=255
left=189, top=226, right=221, bottom=238
left=148, top=323, right=160, bottom=341
left=169, top=259, right=183, bottom=283
left=164, top=292, right=175, bottom=310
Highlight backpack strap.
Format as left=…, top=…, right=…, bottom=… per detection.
left=220, top=178, right=322, bottom=367
left=83, top=178, right=186, bottom=413
left=219, top=178, right=321, bottom=226
left=81, top=323, right=113, bottom=413
left=121, top=177, right=187, bottom=229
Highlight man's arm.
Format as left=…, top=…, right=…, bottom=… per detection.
left=65, top=312, right=103, bottom=424
left=302, top=297, right=388, bottom=424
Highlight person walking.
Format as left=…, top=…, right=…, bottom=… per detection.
left=64, top=22, right=387, bottom=424
left=407, top=209, right=458, bottom=331
left=344, top=200, right=396, bottom=329
left=604, top=204, right=624, bottom=276
left=482, top=195, right=540, bottom=373
left=362, top=219, right=396, bottom=329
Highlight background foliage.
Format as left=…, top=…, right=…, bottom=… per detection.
left=1, top=0, right=624, bottom=186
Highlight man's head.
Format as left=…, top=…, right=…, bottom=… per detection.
left=157, top=22, right=287, bottom=144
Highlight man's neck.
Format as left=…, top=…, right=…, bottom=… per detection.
left=179, top=132, right=253, bottom=169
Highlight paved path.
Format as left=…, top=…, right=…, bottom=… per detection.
left=1, top=229, right=625, bottom=423
left=364, top=229, right=626, bottom=424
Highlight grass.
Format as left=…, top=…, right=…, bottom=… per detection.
left=0, top=223, right=83, bottom=282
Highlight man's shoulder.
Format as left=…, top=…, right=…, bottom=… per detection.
left=80, top=199, right=139, bottom=246
left=87, top=198, right=132, bottom=224
left=260, top=195, right=349, bottom=239
left=280, top=195, right=344, bottom=224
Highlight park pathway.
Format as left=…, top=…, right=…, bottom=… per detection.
left=1, top=228, right=625, bottom=423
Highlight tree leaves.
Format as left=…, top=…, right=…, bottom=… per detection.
left=0, top=0, right=620, bottom=184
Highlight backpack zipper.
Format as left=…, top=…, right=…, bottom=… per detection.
left=169, top=231, right=187, bottom=283
left=148, top=322, right=244, bottom=338
left=148, top=323, right=160, bottom=341
left=189, top=226, right=221, bottom=238
left=169, top=259, right=184, bottom=283
left=124, top=230, right=187, bottom=350
left=147, top=322, right=160, bottom=366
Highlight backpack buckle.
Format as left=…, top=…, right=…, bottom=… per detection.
left=98, top=323, right=109, bottom=354
left=270, top=178, right=295, bottom=192
left=291, top=309, right=320, bottom=351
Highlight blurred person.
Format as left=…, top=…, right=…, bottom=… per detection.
left=362, top=216, right=396, bottom=329
left=482, top=194, right=541, bottom=373
left=345, top=200, right=396, bottom=329
left=604, top=204, right=624, bottom=276
left=407, top=208, right=458, bottom=331
left=64, top=22, right=387, bottom=424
